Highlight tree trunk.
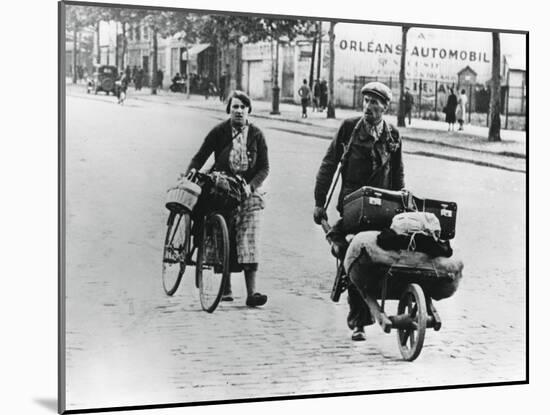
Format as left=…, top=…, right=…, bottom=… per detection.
left=215, top=39, right=221, bottom=92
left=308, top=31, right=317, bottom=87
left=96, top=21, right=100, bottom=64
left=316, top=21, right=322, bottom=81
left=488, top=32, right=501, bottom=142
left=327, top=22, right=336, bottom=119
left=151, top=28, right=158, bottom=95
left=397, top=26, right=409, bottom=127
left=236, top=41, right=243, bottom=90
left=224, top=43, right=231, bottom=97
left=73, top=27, right=78, bottom=84
left=115, top=22, right=119, bottom=70
left=121, top=22, right=127, bottom=70
left=186, top=47, right=191, bottom=99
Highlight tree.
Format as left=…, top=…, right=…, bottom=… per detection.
left=109, top=8, right=145, bottom=70
left=65, top=5, right=96, bottom=83
left=85, top=7, right=116, bottom=66
left=295, top=20, right=319, bottom=88
left=138, top=11, right=163, bottom=95
left=397, top=25, right=410, bottom=127
left=198, top=15, right=264, bottom=96
left=250, top=18, right=310, bottom=114
left=326, top=21, right=336, bottom=118
left=140, top=11, right=200, bottom=95
left=488, top=31, right=502, bottom=142
left=197, top=15, right=309, bottom=105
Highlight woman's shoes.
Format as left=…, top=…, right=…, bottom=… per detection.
left=351, top=326, right=366, bottom=341
left=246, top=293, right=268, bottom=307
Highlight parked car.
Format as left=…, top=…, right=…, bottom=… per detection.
left=88, top=65, right=118, bottom=95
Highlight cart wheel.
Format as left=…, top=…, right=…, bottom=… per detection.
left=397, top=283, right=427, bottom=361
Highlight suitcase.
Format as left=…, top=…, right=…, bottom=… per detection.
left=342, top=187, right=411, bottom=234
left=342, top=186, right=458, bottom=240
left=412, top=196, right=457, bottom=240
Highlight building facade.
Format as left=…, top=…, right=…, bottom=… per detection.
left=88, top=20, right=526, bottom=113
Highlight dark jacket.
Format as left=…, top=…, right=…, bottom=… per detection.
left=187, top=119, right=269, bottom=191
left=314, top=116, right=404, bottom=212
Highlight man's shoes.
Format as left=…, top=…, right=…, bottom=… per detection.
left=246, top=293, right=268, bottom=307
left=351, top=326, right=366, bottom=341
left=221, top=293, right=234, bottom=302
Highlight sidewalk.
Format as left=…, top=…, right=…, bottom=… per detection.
left=65, top=83, right=527, bottom=172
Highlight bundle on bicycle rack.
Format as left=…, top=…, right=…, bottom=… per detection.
left=166, top=170, right=247, bottom=215
left=198, top=171, right=246, bottom=213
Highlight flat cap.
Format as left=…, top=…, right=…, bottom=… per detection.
left=361, top=81, right=392, bottom=104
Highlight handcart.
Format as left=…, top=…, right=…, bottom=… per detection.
left=322, top=221, right=463, bottom=361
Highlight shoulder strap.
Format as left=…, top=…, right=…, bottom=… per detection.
left=324, top=119, right=361, bottom=210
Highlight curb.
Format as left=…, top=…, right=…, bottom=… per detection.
left=70, top=91, right=526, bottom=172
left=408, top=151, right=525, bottom=173
left=181, top=103, right=526, bottom=162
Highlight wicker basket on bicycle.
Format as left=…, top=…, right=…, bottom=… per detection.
left=165, top=178, right=202, bottom=214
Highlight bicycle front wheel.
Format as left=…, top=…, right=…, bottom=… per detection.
left=196, top=213, right=229, bottom=313
left=162, top=211, right=190, bottom=296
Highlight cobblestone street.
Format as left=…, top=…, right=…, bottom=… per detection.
left=63, top=88, right=526, bottom=411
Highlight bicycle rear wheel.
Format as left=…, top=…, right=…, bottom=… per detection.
left=162, top=211, right=190, bottom=296
left=196, top=213, right=229, bottom=313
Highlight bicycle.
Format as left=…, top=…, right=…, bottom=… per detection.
left=162, top=171, right=231, bottom=313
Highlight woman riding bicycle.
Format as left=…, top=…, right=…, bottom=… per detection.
left=186, top=90, right=270, bottom=307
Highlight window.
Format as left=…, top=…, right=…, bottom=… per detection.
left=143, top=25, right=148, bottom=40
left=135, top=25, right=140, bottom=41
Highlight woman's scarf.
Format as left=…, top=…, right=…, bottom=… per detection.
left=228, top=124, right=249, bottom=174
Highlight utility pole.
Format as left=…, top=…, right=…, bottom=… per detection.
left=327, top=22, right=336, bottom=118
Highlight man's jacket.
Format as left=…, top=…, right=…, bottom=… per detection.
left=314, top=116, right=405, bottom=212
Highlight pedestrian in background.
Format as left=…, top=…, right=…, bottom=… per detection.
left=125, top=65, right=131, bottom=84
left=312, top=79, right=321, bottom=112
left=117, top=71, right=128, bottom=105
left=135, top=67, right=144, bottom=91
left=298, top=79, right=312, bottom=118
left=456, top=88, right=468, bottom=131
left=201, top=77, right=209, bottom=99
left=313, top=82, right=404, bottom=341
left=444, top=88, right=458, bottom=131
left=320, top=79, right=328, bottom=111
left=186, top=90, right=270, bottom=307
left=219, top=74, right=226, bottom=102
left=157, top=69, right=164, bottom=90
left=206, top=80, right=218, bottom=100
left=403, top=86, right=414, bottom=126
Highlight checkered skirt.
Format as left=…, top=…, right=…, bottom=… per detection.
left=203, top=192, right=265, bottom=266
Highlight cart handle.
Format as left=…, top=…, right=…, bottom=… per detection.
left=320, top=219, right=331, bottom=235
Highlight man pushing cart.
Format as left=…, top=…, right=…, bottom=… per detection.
left=313, top=82, right=463, bottom=360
